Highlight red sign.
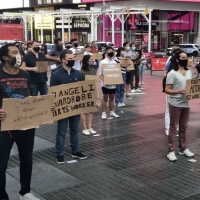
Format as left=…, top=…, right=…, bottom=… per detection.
left=0, top=24, right=23, bottom=41
left=151, top=57, right=168, bottom=71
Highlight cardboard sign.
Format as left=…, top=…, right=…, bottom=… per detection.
left=92, top=53, right=102, bottom=60
left=85, top=75, right=99, bottom=92
left=19, top=62, right=26, bottom=70
left=36, top=61, right=49, bottom=73
left=185, top=78, right=200, bottom=100
left=48, top=80, right=98, bottom=121
left=1, top=95, right=54, bottom=131
left=151, top=57, right=168, bottom=71
left=188, top=58, right=193, bottom=67
left=74, top=54, right=84, bottom=61
left=102, top=63, right=123, bottom=85
left=121, top=58, right=134, bottom=70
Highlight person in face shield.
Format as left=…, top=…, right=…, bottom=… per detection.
left=0, top=44, right=55, bottom=200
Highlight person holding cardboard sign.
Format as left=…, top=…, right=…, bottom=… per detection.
left=80, top=55, right=99, bottom=135
left=24, top=41, right=48, bottom=96
left=50, top=49, right=87, bottom=164
left=165, top=51, right=194, bottom=162
left=0, top=44, right=50, bottom=200
left=99, top=46, right=119, bottom=119
left=114, top=47, right=126, bottom=107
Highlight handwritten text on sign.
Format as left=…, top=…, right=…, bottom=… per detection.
left=102, top=63, right=123, bottom=85
left=48, top=80, right=98, bottom=121
left=1, top=95, right=54, bottom=131
left=185, top=78, right=200, bottom=100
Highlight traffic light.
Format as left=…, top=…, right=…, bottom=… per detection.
left=126, top=7, right=131, bottom=15
left=144, top=7, right=148, bottom=15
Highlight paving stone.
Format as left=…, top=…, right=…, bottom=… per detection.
left=7, top=162, right=82, bottom=194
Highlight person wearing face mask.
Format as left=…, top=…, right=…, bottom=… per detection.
left=114, top=47, right=126, bottom=107
left=99, top=46, right=119, bottom=119
left=65, top=42, right=72, bottom=50
left=69, top=39, right=82, bottom=71
left=50, top=49, right=87, bottom=164
left=0, top=44, right=54, bottom=200
left=165, top=50, right=194, bottom=162
left=46, top=38, right=63, bottom=70
left=24, top=41, right=48, bottom=96
left=14, top=41, right=25, bottom=57
left=80, top=55, right=99, bottom=135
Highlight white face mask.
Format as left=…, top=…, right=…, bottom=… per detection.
left=10, top=54, right=22, bottom=68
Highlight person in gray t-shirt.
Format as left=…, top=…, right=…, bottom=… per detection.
left=165, top=50, right=194, bottom=162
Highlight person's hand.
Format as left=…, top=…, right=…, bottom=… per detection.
left=51, top=103, right=56, bottom=112
left=179, top=89, right=187, bottom=94
left=0, top=109, right=7, bottom=121
left=32, top=67, right=38, bottom=72
left=96, top=100, right=101, bottom=108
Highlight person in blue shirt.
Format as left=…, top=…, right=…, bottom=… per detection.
left=50, top=49, right=87, bottom=165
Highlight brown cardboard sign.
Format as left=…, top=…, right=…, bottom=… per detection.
left=85, top=75, right=99, bottom=92
left=188, top=58, right=193, bottom=67
left=185, top=78, right=200, bottom=100
left=74, top=54, right=84, bottom=61
left=102, top=63, right=123, bottom=85
left=48, top=80, right=98, bottom=121
left=92, top=53, right=102, bottom=60
left=19, top=62, right=26, bottom=70
left=1, top=95, right=54, bottom=131
left=36, top=61, right=49, bottom=73
left=120, top=58, right=134, bottom=70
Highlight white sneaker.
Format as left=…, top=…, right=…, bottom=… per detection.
left=131, top=89, right=136, bottom=93
left=110, top=111, right=119, bottom=118
left=82, top=130, right=91, bottom=135
left=120, top=103, right=126, bottom=107
left=141, top=82, right=145, bottom=85
left=167, top=151, right=177, bottom=161
left=102, top=112, right=107, bottom=119
left=179, top=148, right=194, bottom=157
left=135, top=88, right=141, bottom=93
left=88, top=128, right=97, bottom=134
left=165, top=129, right=169, bottom=136
left=117, top=103, right=122, bottom=107
left=20, top=193, right=40, bottom=200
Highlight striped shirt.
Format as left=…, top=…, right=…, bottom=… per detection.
left=114, top=57, right=126, bottom=74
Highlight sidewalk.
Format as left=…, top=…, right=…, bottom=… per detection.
left=7, top=72, right=200, bottom=200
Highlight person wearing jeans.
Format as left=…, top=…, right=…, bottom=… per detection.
left=50, top=49, right=87, bottom=165
left=165, top=50, right=194, bottom=162
left=114, top=47, right=126, bottom=107
left=139, top=51, right=146, bottom=85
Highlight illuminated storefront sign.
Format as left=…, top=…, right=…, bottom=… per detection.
left=34, top=6, right=55, bottom=30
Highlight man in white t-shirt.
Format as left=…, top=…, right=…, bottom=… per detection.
left=99, top=46, right=119, bottom=119
left=69, top=39, right=81, bottom=70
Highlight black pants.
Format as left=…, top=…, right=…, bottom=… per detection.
left=132, top=67, right=140, bottom=89
left=0, top=129, right=35, bottom=200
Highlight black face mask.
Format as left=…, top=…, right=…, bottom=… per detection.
left=178, top=59, right=188, bottom=67
left=67, top=60, right=75, bottom=68
left=74, top=43, right=78, bottom=48
left=107, top=52, right=114, bottom=58
left=57, top=45, right=63, bottom=51
left=66, top=46, right=71, bottom=49
left=33, top=47, right=40, bottom=52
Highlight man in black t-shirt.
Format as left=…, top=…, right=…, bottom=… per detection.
left=0, top=44, right=40, bottom=200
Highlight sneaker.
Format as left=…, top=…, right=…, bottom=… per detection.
left=135, top=88, right=141, bottom=93
left=88, top=128, right=97, bottom=134
left=110, top=111, right=119, bottom=118
left=131, top=89, right=136, bottom=93
left=167, top=151, right=177, bottom=161
left=20, top=193, right=40, bottom=200
left=102, top=112, right=107, bottom=119
left=141, top=82, right=145, bottom=85
left=56, top=155, right=65, bottom=164
left=165, top=129, right=169, bottom=136
left=120, top=103, right=126, bottom=107
left=179, top=148, right=194, bottom=157
left=72, top=152, right=87, bottom=159
left=82, top=130, right=91, bottom=135
left=117, top=103, right=122, bottom=107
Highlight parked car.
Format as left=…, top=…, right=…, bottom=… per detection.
left=166, top=44, right=200, bottom=57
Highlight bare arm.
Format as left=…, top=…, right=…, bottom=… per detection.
left=45, top=54, right=60, bottom=62
left=165, top=84, right=186, bottom=94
